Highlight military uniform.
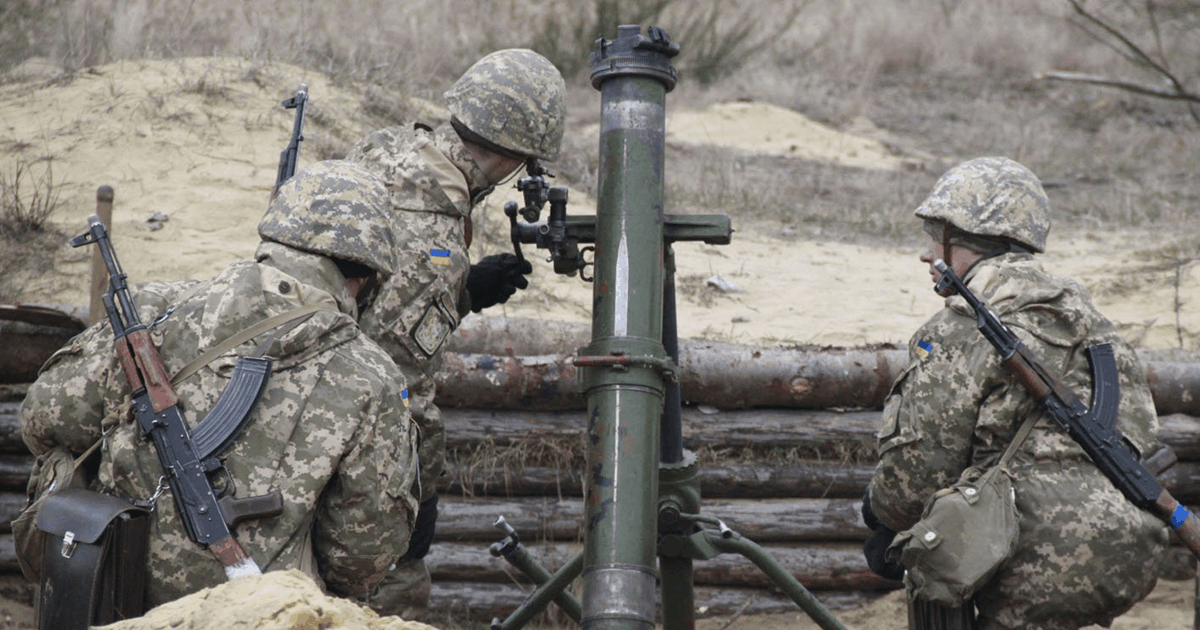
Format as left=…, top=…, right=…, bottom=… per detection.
left=348, top=121, right=487, bottom=503
left=344, top=118, right=490, bottom=614
left=344, top=48, right=567, bottom=614
left=20, top=162, right=421, bottom=609
left=871, top=253, right=1168, bottom=630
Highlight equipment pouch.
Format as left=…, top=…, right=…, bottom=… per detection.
left=887, top=465, right=1020, bottom=606
left=13, top=446, right=86, bottom=582
left=35, top=488, right=150, bottom=630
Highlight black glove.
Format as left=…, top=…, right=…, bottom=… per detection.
left=466, top=253, right=532, bottom=313
left=400, top=493, right=439, bottom=560
left=861, top=487, right=905, bottom=580
left=861, top=486, right=882, bottom=530
left=863, top=526, right=906, bottom=581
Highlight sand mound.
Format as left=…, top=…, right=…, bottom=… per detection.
left=2, top=56, right=1194, bottom=349
left=665, top=101, right=930, bottom=171
left=98, top=569, right=437, bottom=630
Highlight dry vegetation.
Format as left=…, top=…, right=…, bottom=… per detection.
left=0, top=2, right=1198, bottom=627
left=2, top=0, right=1198, bottom=245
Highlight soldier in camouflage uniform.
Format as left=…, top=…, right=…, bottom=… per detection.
left=344, top=48, right=566, bottom=614
left=862, top=157, right=1168, bottom=629
left=20, top=161, right=421, bottom=609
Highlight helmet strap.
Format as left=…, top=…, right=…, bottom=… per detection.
left=451, top=117, right=527, bottom=162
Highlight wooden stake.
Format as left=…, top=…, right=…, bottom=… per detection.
left=88, top=186, right=114, bottom=325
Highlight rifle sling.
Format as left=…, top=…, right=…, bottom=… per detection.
left=171, top=303, right=327, bottom=385
left=174, top=303, right=327, bottom=460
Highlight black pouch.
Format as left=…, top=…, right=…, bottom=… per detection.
left=36, top=488, right=150, bottom=630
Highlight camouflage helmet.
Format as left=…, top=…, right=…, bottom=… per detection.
left=259, top=160, right=396, bottom=275
left=444, top=49, right=566, bottom=162
left=914, top=156, right=1051, bottom=253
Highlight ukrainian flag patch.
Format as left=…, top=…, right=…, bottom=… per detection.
left=401, top=389, right=410, bottom=409
left=429, top=249, right=451, bottom=266
left=915, top=339, right=934, bottom=359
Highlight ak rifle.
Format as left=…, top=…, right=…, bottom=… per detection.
left=271, top=83, right=308, bottom=199
left=70, top=216, right=282, bottom=578
left=933, top=259, right=1200, bottom=558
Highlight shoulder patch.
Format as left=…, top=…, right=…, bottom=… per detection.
left=915, top=339, right=934, bottom=360
left=429, top=248, right=451, bottom=266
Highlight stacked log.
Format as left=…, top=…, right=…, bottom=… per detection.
left=425, top=318, right=1200, bottom=620
left=1, top=313, right=1199, bottom=621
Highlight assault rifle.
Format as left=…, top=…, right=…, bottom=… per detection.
left=933, top=259, right=1200, bottom=558
left=70, top=216, right=281, bottom=579
left=271, top=83, right=308, bottom=199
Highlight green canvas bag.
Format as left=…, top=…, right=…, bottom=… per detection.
left=886, top=413, right=1036, bottom=606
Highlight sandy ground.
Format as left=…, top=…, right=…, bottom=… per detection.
left=1, top=57, right=1197, bottom=628
left=2, top=57, right=1196, bottom=351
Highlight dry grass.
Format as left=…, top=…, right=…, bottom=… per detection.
left=2, top=0, right=1198, bottom=246
left=0, top=157, right=68, bottom=301
left=2, top=3, right=1198, bottom=622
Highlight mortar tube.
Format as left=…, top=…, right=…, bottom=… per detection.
left=581, top=24, right=678, bottom=630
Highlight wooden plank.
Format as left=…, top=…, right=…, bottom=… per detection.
left=441, top=407, right=880, bottom=458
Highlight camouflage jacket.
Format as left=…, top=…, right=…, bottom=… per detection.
left=871, top=252, right=1160, bottom=529
left=870, top=253, right=1167, bottom=626
left=346, top=122, right=491, bottom=500
left=20, top=244, right=420, bottom=607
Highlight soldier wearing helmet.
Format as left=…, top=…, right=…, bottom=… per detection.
left=861, top=157, right=1167, bottom=629
left=343, top=48, right=567, bottom=616
left=19, top=161, right=421, bottom=610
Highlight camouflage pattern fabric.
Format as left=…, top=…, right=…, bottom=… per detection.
left=258, top=159, right=398, bottom=275
left=346, top=121, right=493, bottom=613
left=20, top=243, right=420, bottom=609
left=871, top=253, right=1168, bottom=630
left=914, top=157, right=1051, bottom=253
left=445, top=48, right=566, bottom=161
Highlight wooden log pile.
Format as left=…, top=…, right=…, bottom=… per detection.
left=1, top=314, right=1199, bottom=621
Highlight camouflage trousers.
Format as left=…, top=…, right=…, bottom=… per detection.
left=973, top=461, right=1168, bottom=630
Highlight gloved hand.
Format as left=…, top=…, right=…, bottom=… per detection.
left=400, top=493, right=439, bottom=560
left=861, top=487, right=905, bottom=580
left=863, top=526, right=905, bottom=581
left=466, top=253, right=532, bottom=313
left=861, top=486, right=882, bottom=531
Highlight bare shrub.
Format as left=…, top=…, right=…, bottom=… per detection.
left=0, top=159, right=65, bottom=236
left=0, top=158, right=68, bottom=301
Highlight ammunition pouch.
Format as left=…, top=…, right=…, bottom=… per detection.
left=36, top=488, right=149, bottom=630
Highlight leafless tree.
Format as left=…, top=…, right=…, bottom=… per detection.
left=1037, top=0, right=1200, bottom=123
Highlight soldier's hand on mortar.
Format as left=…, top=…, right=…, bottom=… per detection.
left=467, top=253, right=533, bottom=312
